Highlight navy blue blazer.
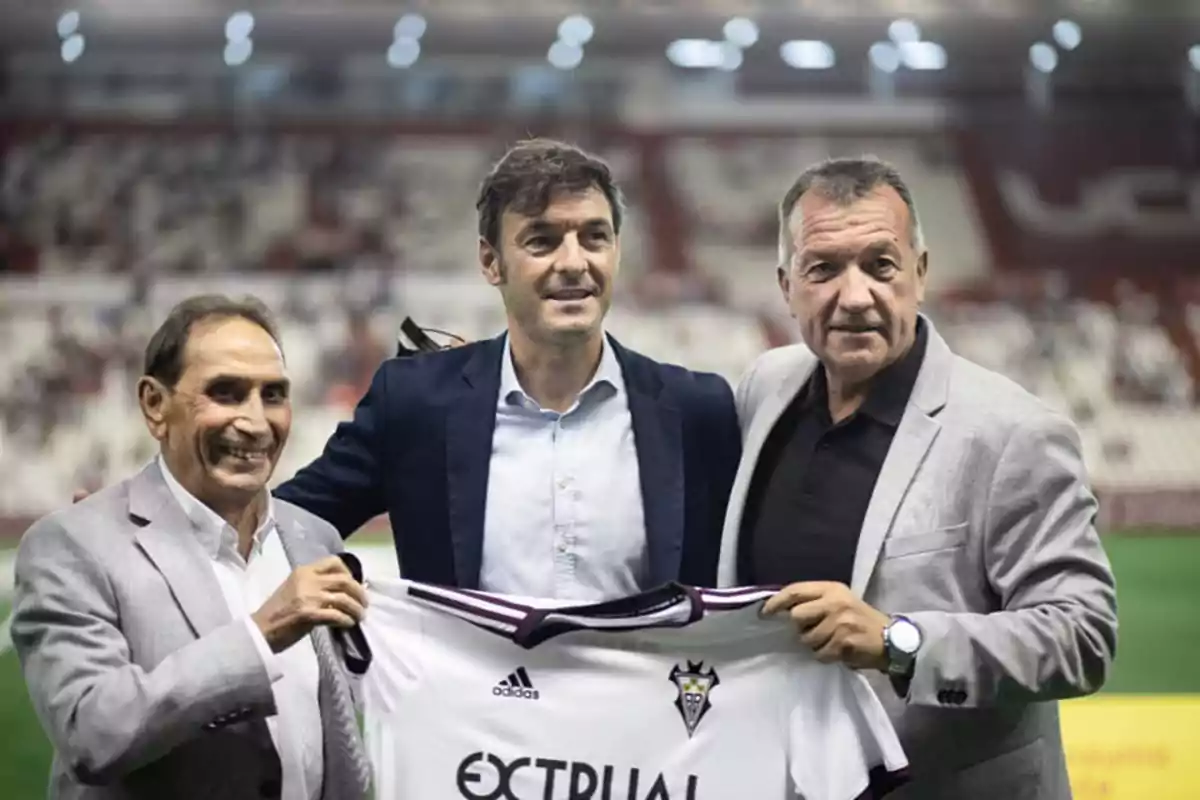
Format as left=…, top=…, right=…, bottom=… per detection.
left=274, top=333, right=741, bottom=590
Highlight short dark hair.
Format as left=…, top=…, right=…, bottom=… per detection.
left=475, top=138, right=625, bottom=247
left=777, top=156, right=924, bottom=265
left=143, top=294, right=281, bottom=388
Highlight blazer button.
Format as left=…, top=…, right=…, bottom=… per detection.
left=259, top=778, right=282, bottom=797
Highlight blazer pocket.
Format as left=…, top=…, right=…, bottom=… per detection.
left=881, top=522, right=969, bottom=559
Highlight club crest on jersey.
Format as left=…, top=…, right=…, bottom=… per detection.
left=669, top=661, right=719, bottom=738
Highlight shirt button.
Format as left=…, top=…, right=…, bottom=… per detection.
left=556, top=542, right=569, bottom=554
left=558, top=477, right=572, bottom=489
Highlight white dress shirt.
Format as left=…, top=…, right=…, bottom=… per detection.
left=159, top=458, right=323, bottom=800
left=480, top=335, right=648, bottom=601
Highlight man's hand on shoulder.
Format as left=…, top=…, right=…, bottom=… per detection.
left=251, top=556, right=368, bottom=653
left=763, top=581, right=891, bottom=672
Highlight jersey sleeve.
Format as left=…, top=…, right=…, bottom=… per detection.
left=788, top=664, right=910, bottom=800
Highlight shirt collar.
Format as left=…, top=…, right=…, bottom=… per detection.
left=499, top=332, right=624, bottom=412
left=803, top=316, right=928, bottom=427
left=157, top=455, right=276, bottom=560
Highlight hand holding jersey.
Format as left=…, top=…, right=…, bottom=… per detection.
left=763, top=581, right=892, bottom=672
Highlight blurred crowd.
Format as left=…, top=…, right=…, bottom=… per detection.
left=1, top=130, right=423, bottom=277
left=1, top=127, right=1198, bottom=515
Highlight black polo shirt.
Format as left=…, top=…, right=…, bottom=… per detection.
left=738, top=320, right=928, bottom=587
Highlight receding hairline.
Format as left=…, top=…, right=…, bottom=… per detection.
left=142, top=293, right=283, bottom=388
left=776, top=158, right=926, bottom=265
left=782, top=184, right=916, bottom=254
left=182, top=313, right=286, bottom=358
left=150, top=317, right=287, bottom=397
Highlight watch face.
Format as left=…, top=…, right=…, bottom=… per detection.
left=890, top=620, right=921, bottom=653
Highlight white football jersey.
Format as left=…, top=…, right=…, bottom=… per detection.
left=359, top=579, right=909, bottom=800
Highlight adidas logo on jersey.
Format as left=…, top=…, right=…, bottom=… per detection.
left=493, top=667, right=539, bottom=700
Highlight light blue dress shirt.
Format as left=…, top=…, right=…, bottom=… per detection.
left=479, top=336, right=648, bottom=601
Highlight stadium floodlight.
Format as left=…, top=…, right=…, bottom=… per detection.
left=716, top=41, right=743, bottom=71
left=1189, top=44, right=1200, bottom=71
left=547, top=40, right=584, bottom=70
left=223, top=38, right=253, bottom=67
left=723, top=17, right=759, bottom=49
left=1029, top=41, right=1058, bottom=73
left=557, top=14, right=594, bottom=47
left=57, top=11, right=80, bottom=39
left=666, top=39, right=725, bottom=69
left=1053, top=20, right=1082, bottom=51
left=899, top=41, right=947, bottom=71
left=61, top=33, right=84, bottom=63
left=780, top=40, right=836, bottom=70
left=387, top=37, right=420, bottom=68
left=887, top=19, right=921, bottom=45
left=394, top=13, right=427, bottom=41
left=868, top=42, right=901, bottom=74
left=225, top=11, right=254, bottom=42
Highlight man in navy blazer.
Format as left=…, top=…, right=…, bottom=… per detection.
left=274, top=139, right=740, bottom=595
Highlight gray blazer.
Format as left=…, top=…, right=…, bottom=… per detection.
left=10, top=461, right=371, bottom=800
left=718, top=320, right=1118, bottom=800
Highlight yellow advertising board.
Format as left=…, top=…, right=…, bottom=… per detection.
left=1061, top=695, right=1200, bottom=799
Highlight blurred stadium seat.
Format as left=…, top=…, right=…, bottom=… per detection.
left=3, top=126, right=1199, bottom=525
left=2, top=125, right=1200, bottom=525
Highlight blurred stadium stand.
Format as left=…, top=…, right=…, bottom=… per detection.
left=2, top=122, right=1200, bottom=532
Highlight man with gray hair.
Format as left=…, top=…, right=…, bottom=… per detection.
left=716, top=157, right=1118, bottom=798
left=13, top=294, right=371, bottom=800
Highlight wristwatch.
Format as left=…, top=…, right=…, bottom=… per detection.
left=882, top=615, right=922, bottom=678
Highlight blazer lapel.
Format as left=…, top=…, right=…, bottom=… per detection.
left=716, top=355, right=816, bottom=586
left=130, top=462, right=232, bottom=638
left=272, top=515, right=335, bottom=669
left=272, top=505, right=324, bottom=567
left=849, top=322, right=952, bottom=594
left=616, top=340, right=684, bottom=587
left=271, top=514, right=343, bottom=693
left=272, top=514, right=331, bottom=673
left=849, top=412, right=940, bottom=594
left=273, top=511, right=374, bottom=797
left=445, top=336, right=504, bottom=589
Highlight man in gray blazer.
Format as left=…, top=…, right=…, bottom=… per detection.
left=717, top=157, right=1118, bottom=799
left=11, top=295, right=372, bottom=800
